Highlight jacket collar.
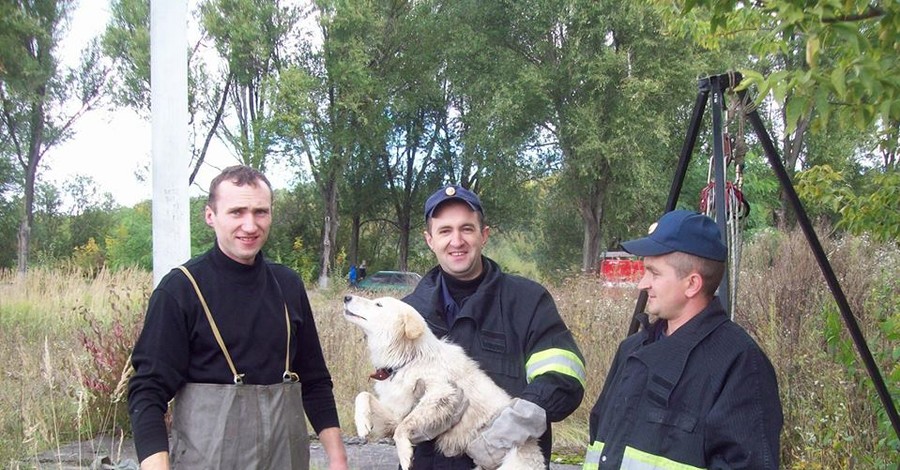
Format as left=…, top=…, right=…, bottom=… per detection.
left=633, top=298, right=729, bottom=406
left=407, top=256, right=502, bottom=328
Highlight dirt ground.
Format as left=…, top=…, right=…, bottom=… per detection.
left=27, top=435, right=582, bottom=469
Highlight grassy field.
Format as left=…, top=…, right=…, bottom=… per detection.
left=1, top=228, right=897, bottom=468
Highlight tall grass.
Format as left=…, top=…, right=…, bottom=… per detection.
left=1, top=228, right=897, bottom=467
left=0, top=267, right=150, bottom=467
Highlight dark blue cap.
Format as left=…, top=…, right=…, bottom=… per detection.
left=424, top=185, right=483, bottom=221
left=621, top=210, right=727, bottom=262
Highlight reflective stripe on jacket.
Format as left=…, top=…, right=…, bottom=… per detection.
left=583, top=442, right=704, bottom=470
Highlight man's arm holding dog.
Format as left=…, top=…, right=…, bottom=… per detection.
left=468, top=291, right=586, bottom=467
left=518, top=290, right=586, bottom=420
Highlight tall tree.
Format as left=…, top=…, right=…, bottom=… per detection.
left=102, top=0, right=291, bottom=184
left=443, top=0, right=704, bottom=271
left=374, top=1, right=451, bottom=270
left=271, top=0, right=383, bottom=287
left=200, top=0, right=301, bottom=171
left=0, top=0, right=107, bottom=275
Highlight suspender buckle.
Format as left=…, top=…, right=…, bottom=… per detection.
left=233, top=374, right=245, bottom=385
left=283, top=371, right=300, bottom=383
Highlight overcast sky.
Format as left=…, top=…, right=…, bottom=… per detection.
left=43, top=1, right=298, bottom=209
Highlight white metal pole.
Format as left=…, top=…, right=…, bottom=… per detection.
left=151, top=0, right=191, bottom=286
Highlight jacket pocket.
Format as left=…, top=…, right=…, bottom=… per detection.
left=646, top=407, right=698, bottom=433
left=476, top=330, right=523, bottom=382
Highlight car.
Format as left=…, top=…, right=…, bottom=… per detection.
left=356, top=270, right=423, bottom=292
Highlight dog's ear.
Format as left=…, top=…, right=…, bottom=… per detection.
left=401, top=309, right=425, bottom=340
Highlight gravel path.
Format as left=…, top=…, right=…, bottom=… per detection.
left=28, top=434, right=582, bottom=469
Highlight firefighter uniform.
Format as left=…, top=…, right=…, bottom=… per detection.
left=584, top=298, right=782, bottom=470
left=404, top=256, right=586, bottom=469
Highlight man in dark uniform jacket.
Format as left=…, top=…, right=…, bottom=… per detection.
left=584, top=210, right=782, bottom=469
left=403, top=185, right=586, bottom=469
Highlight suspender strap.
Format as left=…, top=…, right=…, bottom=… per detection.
left=178, top=266, right=245, bottom=384
left=283, top=303, right=299, bottom=383
left=178, top=265, right=300, bottom=385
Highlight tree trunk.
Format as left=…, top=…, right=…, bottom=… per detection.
left=16, top=101, right=44, bottom=276
left=16, top=222, right=29, bottom=280
left=349, top=214, right=360, bottom=265
left=397, top=210, right=410, bottom=272
left=317, top=180, right=339, bottom=289
left=775, top=107, right=811, bottom=228
left=577, top=187, right=605, bottom=273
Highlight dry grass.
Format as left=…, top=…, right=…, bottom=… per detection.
left=1, top=229, right=898, bottom=467
left=0, top=267, right=150, bottom=467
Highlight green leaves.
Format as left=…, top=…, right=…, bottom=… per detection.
left=655, top=0, right=900, bottom=132
left=796, top=165, right=900, bottom=244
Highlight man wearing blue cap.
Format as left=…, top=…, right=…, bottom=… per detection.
left=403, top=185, right=587, bottom=469
left=583, top=210, right=782, bottom=469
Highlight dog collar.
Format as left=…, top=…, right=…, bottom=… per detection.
left=370, top=368, right=395, bottom=381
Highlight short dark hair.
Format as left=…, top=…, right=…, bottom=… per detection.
left=207, top=165, right=273, bottom=211
left=665, top=251, right=725, bottom=298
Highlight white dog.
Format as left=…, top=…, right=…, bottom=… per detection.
left=342, top=295, right=544, bottom=470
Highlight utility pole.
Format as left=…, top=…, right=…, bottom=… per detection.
left=151, top=0, right=191, bottom=286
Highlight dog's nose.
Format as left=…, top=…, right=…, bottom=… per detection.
left=343, top=295, right=353, bottom=303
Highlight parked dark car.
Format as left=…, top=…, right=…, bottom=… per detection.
left=356, top=270, right=422, bottom=292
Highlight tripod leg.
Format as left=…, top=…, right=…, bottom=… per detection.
left=745, top=102, right=900, bottom=443
left=710, top=78, right=731, bottom=316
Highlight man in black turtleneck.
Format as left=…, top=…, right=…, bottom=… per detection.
left=128, top=166, right=348, bottom=470
left=403, top=185, right=586, bottom=469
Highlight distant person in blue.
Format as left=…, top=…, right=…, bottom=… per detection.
left=358, top=260, right=368, bottom=281
left=583, top=210, right=782, bottom=469
left=348, top=264, right=358, bottom=287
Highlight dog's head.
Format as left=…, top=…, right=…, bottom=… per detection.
left=343, top=294, right=430, bottom=366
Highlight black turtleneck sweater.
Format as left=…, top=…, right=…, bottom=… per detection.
left=128, top=243, right=340, bottom=462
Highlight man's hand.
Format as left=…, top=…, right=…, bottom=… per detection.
left=139, top=451, right=169, bottom=470
left=318, top=427, right=349, bottom=470
left=466, top=398, right=546, bottom=470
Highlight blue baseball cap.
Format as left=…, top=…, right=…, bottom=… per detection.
left=621, top=210, right=727, bottom=262
left=424, top=185, right=483, bottom=221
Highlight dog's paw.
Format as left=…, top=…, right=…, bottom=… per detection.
left=395, top=432, right=413, bottom=470
left=354, top=392, right=374, bottom=438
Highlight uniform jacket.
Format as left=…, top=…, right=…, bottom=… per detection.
left=404, top=256, right=586, bottom=469
left=585, top=298, right=782, bottom=469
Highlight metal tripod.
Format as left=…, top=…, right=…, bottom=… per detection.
left=625, top=72, right=900, bottom=442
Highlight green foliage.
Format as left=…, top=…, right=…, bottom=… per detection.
left=77, top=294, right=144, bottom=435
left=486, top=230, right=542, bottom=281
left=105, top=202, right=152, bottom=270
left=1, top=0, right=108, bottom=273
left=796, top=165, right=900, bottom=243
left=654, top=0, right=900, bottom=135
left=820, top=248, right=900, bottom=465
left=534, top=177, right=584, bottom=277
left=741, top=229, right=899, bottom=466
left=71, top=238, right=105, bottom=276
left=101, top=0, right=150, bottom=112
left=0, top=197, right=19, bottom=268
left=189, top=196, right=215, bottom=255
left=200, top=0, right=300, bottom=170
